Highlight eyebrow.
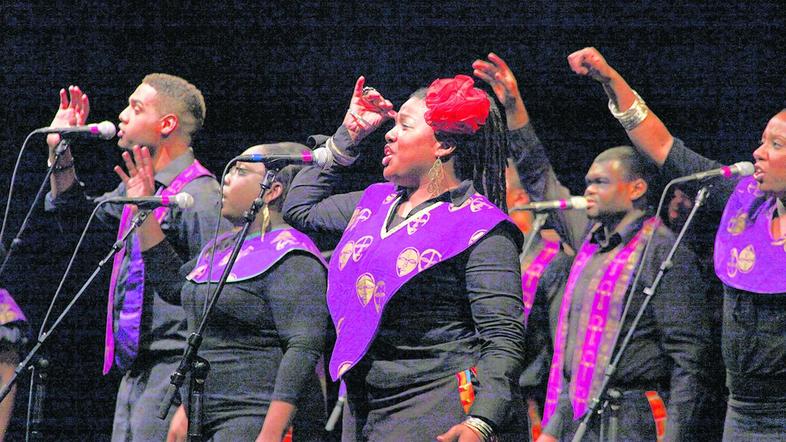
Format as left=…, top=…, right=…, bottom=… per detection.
left=129, top=98, right=144, bottom=108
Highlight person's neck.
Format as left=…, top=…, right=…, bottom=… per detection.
left=401, top=175, right=461, bottom=216
left=598, top=208, right=644, bottom=239
left=242, top=209, right=286, bottom=234
left=151, top=138, right=189, bottom=173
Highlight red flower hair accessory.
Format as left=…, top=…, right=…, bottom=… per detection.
left=424, top=75, right=490, bottom=135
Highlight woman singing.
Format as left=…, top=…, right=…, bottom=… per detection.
left=284, top=75, right=528, bottom=441
left=118, top=143, right=329, bottom=441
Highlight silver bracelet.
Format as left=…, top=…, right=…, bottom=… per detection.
left=325, top=136, right=357, bottom=167
left=463, top=416, right=498, bottom=442
left=608, top=89, right=649, bottom=130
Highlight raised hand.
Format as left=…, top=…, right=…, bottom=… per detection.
left=114, top=145, right=156, bottom=199
left=472, top=52, right=522, bottom=110
left=47, top=85, right=90, bottom=149
left=567, top=47, right=615, bottom=83
left=473, top=52, right=529, bottom=130
left=341, top=76, right=396, bottom=145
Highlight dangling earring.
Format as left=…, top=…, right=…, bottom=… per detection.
left=259, top=204, right=270, bottom=241
left=427, top=157, right=445, bottom=197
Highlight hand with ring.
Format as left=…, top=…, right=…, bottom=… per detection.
left=341, top=76, right=396, bottom=145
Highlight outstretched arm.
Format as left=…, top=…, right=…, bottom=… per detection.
left=283, top=76, right=394, bottom=237
left=474, top=53, right=589, bottom=251
left=567, top=47, right=674, bottom=166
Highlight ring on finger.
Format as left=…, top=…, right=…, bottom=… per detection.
left=362, top=86, right=376, bottom=96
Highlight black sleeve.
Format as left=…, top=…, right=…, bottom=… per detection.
left=660, top=138, right=738, bottom=213
left=141, top=240, right=191, bottom=305
left=464, top=223, right=527, bottom=428
left=263, top=253, right=329, bottom=404
left=282, top=163, right=364, bottom=238
left=647, top=238, right=717, bottom=441
left=508, top=125, right=589, bottom=252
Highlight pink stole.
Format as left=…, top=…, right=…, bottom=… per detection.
left=103, top=159, right=213, bottom=375
left=543, top=217, right=660, bottom=424
left=520, top=239, right=560, bottom=325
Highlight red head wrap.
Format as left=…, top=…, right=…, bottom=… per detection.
left=424, top=75, right=490, bottom=135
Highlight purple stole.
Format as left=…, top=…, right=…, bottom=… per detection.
left=186, top=227, right=326, bottom=283
left=103, top=159, right=213, bottom=375
left=326, top=183, right=510, bottom=381
left=543, top=217, right=660, bottom=424
left=714, top=177, right=786, bottom=293
left=0, top=289, right=26, bottom=325
left=521, top=239, right=560, bottom=325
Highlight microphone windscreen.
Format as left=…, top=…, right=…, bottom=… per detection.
left=174, top=193, right=194, bottom=209
left=569, top=196, right=589, bottom=209
left=97, top=121, right=117, bottom=140
left=734, top=161, right=755, bottom=177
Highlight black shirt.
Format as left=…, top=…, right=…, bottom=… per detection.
left=662, top=139, right=786, bottom=399
left=142, top=232, right=329, bottom=435
left=511, top=125, right=717, bottom=440
left=283, top=162, right=527, bottom=429
left=45, top=150, right=228, bottom=356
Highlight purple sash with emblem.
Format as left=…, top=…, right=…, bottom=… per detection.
left=103, top=159, right=213, bottom=375
left=521, top=239, right=560, bottom=325
left=186, top=227, right=326, bottom=283
left=327, top=183, right=510, bottom=381
left=714, top=177, right=786, bottom=294
left=543, top=217, right=660, bottom=424
left=0, top=289, right=26, bottom=325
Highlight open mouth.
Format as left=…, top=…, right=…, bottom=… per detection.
left=382, top=145, right=393, bottom=167
left=753, top=166, right=764, bottom=182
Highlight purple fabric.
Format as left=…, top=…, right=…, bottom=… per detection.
left=714, top=176, right=786, bottom=294
left=103, top=159, right=213, bottom=375
left=326, top=183, right=509, bottom=381
left=543, top=217, right=660, bottom=424
left=186, top=227, right=326, bottom=283
left=521, top=239, right=560, bottom=325
left=0, top=289, right=26, bottom=325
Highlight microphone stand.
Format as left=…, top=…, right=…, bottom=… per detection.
left=571, top=186, right=709, bottom=442
left=0, top=140, right=70, bottom=283
left=520, top=211, right=549, bottom=258
left=25, top=356, right=48, bottom=442
left=0, top=208, right=152, bottom=404
left=157, top=171, right=276, bottom=439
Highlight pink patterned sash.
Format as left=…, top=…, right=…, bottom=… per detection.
left=543, top=217, right=660, bottom=424
left=103, top=159, right=213, bottom=375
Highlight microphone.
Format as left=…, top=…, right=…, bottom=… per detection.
left=104, top=193, right=194, bottom=209
left=34, top=121, right=117, bottom=140
left=672, top=161, right=754, bottom=183
left=510, top=196, right=588, bottom=212
left=232, top=148, right=329, bottom=168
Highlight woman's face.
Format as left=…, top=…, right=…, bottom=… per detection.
left=222, top=147, right=270, bottom=222
left=382, top=97, right=441, bottom=188
left=753, top=111, right=786, bottom=197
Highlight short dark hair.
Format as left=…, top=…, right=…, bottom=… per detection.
left=142, top=73, right=206, bottom=139
left=594, top=145, right=658, bottom=204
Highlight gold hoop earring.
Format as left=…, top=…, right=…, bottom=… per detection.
left=427, top=157, right=445, bottom=197
left=259, top=204, right=270, bottom=240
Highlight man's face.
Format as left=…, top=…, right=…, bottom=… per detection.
left=583, top=159, right=640, bottom=221
left=117, top=83, right=164, bottom=150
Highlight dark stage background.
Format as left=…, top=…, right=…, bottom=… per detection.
left=0, top=1, right=783, bottom=440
